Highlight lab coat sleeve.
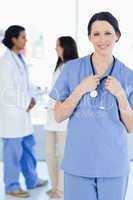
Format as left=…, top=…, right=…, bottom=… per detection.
left=49, top=63, right=70, bottom=101
left=0, top=61, right=28, bottom=111
left=28, top=83, right=37, bottom=100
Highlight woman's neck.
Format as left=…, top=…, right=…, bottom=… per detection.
left=92, top=52, right=113, bottom=76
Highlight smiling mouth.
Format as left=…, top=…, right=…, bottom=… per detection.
left=97, top=44, right=110, bottom=49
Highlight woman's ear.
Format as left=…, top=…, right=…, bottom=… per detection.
left=88, top=35, right=91, bottom=42
left=115, top=32, right=121, bottom=42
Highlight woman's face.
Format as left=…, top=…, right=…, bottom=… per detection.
left=89, top=20, right=120, bottom=56
left=55, top=40, right=64, bottom=60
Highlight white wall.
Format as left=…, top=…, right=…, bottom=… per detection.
left=0, top=0, right=77, bottom=87
left=77, top=0, right=133, bottom=69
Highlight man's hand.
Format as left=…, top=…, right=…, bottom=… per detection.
left=26, top=98, right=36, bottom=112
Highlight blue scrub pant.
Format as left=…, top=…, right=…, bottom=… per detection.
left=64, top=173, right=129, bottom=200
left=3, top=135, right=38, bottom=192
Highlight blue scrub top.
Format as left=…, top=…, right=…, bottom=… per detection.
left=49, top=55, right=133, bottom=177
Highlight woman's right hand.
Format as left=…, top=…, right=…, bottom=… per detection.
left=78, top=75, right=100, bottom=95
left=53, top=75, right=100, bottom=123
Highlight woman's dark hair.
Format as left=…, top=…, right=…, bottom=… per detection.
left=2, top=25, right=25, bottom=49
left=87, top=12, right=121, bottom=40
left=55, top=36, right=78, bottom=72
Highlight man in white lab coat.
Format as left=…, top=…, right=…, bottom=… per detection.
left=0, top=26, right=48, bottom=198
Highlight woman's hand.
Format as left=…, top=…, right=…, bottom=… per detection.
left=54, top=75, right=100, bottom=123
left=79, top=75, right=100, bottom=95
left=105, top=76, right=125, bottom=98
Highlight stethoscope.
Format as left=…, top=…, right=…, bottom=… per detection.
left=89, top=53, right=116, bottom=98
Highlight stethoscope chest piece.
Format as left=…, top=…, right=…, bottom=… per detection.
left=90, top=90, right=98, bottom=98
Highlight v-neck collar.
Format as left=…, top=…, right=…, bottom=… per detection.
left=86, top=54, right=117, bottom=80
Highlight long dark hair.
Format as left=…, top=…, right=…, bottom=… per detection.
left=2, top=25, right=25, bottom=49
left=54, top=36, right=78, bottom=72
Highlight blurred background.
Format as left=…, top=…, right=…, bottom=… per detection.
left=0, top=1, right=133, bottom=199
left=0, top=0, right=133, bottom=160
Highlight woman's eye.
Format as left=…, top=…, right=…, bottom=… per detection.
left=105, top=32, right=112, bottom=35
left=92, top=32, right=112, bottom=37
left=93, top=33, right=100, bottom=36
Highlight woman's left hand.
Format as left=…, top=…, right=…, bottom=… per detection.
left=105, top=76, right=125, bottom=98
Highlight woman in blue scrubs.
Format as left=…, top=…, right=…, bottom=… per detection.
left=50, top=12, right=133, bottom=200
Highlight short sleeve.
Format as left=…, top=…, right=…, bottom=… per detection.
left=49, top=63, right=70, bottom=101
left=127, top=85, right=133, bottom=109
left=125, top=70, right=133, bottom=110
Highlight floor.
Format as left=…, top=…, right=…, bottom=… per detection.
left=0, top=161, right=133, bottom=200
left=0, top=161, right=63, bottom=200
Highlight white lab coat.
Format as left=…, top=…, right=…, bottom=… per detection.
left=0, top=49, right=33, bottom=138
